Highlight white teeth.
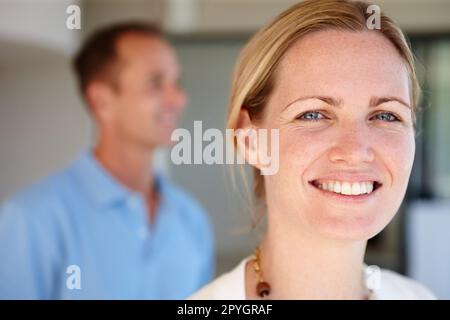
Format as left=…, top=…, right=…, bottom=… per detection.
left=342, top=182, right=352, bottom=195
left=333, top=182, right=341, bottom=193
left=315, top=180, right=376, bottom=196
left=351, top=183, right=361, bottom=195
left=360, top=182, right=367, bottom=194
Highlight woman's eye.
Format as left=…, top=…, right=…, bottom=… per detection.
left=373, top=112, right=400, bottom=122
left=297, top=111, right=326, bottom=121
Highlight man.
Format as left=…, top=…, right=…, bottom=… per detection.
left=0, top=23, right=214, bottom=299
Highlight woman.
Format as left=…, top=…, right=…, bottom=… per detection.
left=191, top=0, right=435, bottom=299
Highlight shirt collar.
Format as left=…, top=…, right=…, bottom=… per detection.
left=72, top=150, right=174, bottom=213
left=71, top=150, right=132, bottom=209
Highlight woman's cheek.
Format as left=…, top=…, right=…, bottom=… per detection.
left=279, top=131, right=312, bottom=168
left=278, top=129, right=326, bottom=189
left=376, top=130, right=415, bottom=180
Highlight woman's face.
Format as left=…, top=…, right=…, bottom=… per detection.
left=259, top=30, right=415, bottom=241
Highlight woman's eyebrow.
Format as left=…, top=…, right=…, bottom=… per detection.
left=369, top=96, right=411, bottom=109
left=282, top=96, right=342, bottom=112
left=282, top=95, right=411, bottom=112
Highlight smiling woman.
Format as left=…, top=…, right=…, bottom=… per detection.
left=189, top=0, right=435, bottom=300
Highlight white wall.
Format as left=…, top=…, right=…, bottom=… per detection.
left=0, top=0, right=88, bottom=200
left=0, top=0, right=81, bottom=55
left=83, top=0, right=164, bottom=36
left=0, top=54, right=91, bottom=200
left=164, top=0, right=450, bottom=34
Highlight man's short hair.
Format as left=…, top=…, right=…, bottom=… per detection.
left=73, top=22, right=163, bottom=95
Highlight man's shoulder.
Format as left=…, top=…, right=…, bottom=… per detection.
left=1, top=164, right=76, bottom=220
left=378, top=268, right=436, bottom=300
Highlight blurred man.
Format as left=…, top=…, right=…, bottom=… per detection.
left=0, top=23, right=214, bottom=299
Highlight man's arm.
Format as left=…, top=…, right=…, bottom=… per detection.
left=0, top=200, right=59, bottom=299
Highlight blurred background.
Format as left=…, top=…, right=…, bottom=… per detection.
left=0, top=0, right=449, bottom=298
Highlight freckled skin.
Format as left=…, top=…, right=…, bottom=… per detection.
left=259, top=30, right=415, bottom=241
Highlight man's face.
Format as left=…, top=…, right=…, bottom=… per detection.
left=102, top=33, right=186, bottom=149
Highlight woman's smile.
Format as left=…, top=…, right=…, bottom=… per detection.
left=309, top=179, right=383, bottom=204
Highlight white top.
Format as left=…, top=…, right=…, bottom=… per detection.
left=190, top=257, right=436, bottom=300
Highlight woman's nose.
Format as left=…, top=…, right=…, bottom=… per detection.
left=328, top=123, right=375, bottom=165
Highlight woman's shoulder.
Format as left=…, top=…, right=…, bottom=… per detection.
left=376, top=268, right=436, bottom=300
left=189, top=257, right=248, bottom=300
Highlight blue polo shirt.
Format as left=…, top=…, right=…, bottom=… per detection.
left=0, top=151, right=215, bottom=299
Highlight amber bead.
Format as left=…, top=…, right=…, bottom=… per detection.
left=257, top=281, right=271, bottom=298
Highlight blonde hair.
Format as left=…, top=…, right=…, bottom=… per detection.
left=227, top=0, right=419, bottom=208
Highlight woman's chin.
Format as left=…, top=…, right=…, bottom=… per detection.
left=309, top=214, right=389, bottom=242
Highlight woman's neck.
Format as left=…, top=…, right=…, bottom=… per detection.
left=246, top=220, right=368, bottom=300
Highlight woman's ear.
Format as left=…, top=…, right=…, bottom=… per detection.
left=235, top=108, right=261, bottom=170
left=235, top=108, right=279, bottom=176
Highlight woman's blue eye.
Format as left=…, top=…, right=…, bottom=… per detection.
left=374, top=112, right=400, bottom=122
left=298, top=111, right=325, bottom=121
left=296, top=111, right=400, bottom=122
